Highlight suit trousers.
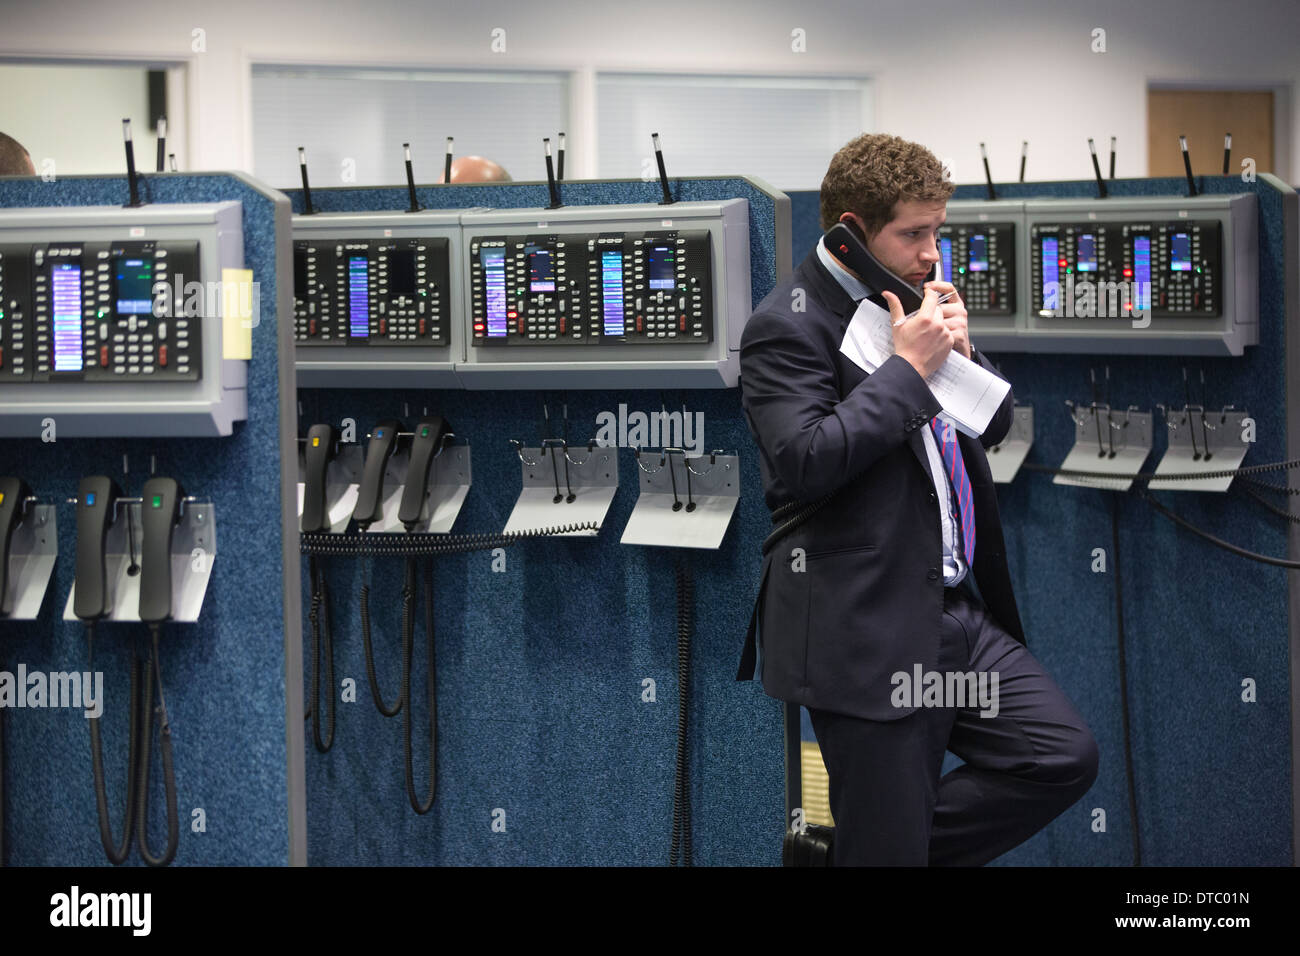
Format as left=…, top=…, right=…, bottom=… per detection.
left=807, top=582, right=1099, bottom=866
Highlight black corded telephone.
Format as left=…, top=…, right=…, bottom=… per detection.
left=823, top=220, right=937, bottom=315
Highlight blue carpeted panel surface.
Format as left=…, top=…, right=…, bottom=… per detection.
left=288, top=178, right=787, bottom=865
left=0, top=173, right=290, bottom=865
left=790, top=176, right=1294, bottom=865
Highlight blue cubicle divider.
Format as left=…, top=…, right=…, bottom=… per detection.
left=284, top=176, right=793, bottom=864
left=0, top=172, right=298, bottom=865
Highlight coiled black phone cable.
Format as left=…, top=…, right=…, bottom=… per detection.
left=360, top=562, right=403, bottom=718
left=669, top=556, right=693, bottom=866
left=86, top=621, right=141, bottom=865
left=306, top=555, right=336, bottom=751
left=401, top=556, right=437, bottom=814
left=135, top=623, right=179, bottom=867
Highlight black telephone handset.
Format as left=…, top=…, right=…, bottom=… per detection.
left=824, top=221, right=936, bottom=315
left=0, top=476, right=33, bottom=617
left=74, top=476, right=122, bottom=621
left=139, top=477, right=184, bottom=624
left=353, top=419, right=404, bottom=529
left=398, top=416, right=452, bottom=530
left=302, top=423, right=339, bottom=534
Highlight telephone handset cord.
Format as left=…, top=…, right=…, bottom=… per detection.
left=301, top=521, right=599, bottom=557
left=135, top=623, right=179, bottom=867
left=306, top=555, right=336, bottom=751
left=401, top=556, right=438, bottom=814
left=86, top=622, right=142, bottom=865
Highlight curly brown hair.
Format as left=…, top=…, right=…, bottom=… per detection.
left=819, top=133, right=953, bottom=237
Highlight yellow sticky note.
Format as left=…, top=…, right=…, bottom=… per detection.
left=221, top=268, right=255, bottom=360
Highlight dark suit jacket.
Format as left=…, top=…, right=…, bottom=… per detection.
left=737, top=245, right=1025, bottom=721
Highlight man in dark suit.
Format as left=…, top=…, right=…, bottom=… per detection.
left=737, top=133, right=1098, bottom=866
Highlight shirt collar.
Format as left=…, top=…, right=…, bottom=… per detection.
left=816, top=236, right=872, bottom=302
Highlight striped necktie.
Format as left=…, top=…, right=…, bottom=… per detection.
left=929, top=417, right=975, bottom=566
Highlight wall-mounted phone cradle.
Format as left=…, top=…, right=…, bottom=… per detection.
left=296, top=431, right=471, bottom=534
left=987, top=405, right=1034, bottom=484
left=62, top=498, right=217, bottom=623
left=1150, top=406, right=1251, bottom=492
left=2, top=499, right=57, bottom=620
left=621, top=449, right=740, bottom=549
left=0, top=202, right=248, bottom=436
left=1054, top=403, right=1153, bottom=491
left=460, top=200, right=751, bottom=388
left=946, top=193, right=1258, bottom=356
left=358, top=435, right=471, bottom=534
left=292, top=210, right=481, bottom=388
left=296, top=441, right=364, bottom=534
left=503, top=440, right=617, bottom=536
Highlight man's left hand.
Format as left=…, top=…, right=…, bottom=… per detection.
left=923, top=280, right=971, bottom=360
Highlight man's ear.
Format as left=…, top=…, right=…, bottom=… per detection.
left=838, top=213, right=867, bottom=243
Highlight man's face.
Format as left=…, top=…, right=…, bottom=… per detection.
left=843, top=199, right=946, bottom=285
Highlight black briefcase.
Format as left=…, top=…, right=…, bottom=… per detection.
left=782, top=824, right=835, bottom=866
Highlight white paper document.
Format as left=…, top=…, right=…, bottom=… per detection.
left=839, top=297, right=1011, bottom=438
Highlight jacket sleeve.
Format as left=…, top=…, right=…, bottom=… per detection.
left=739, top=308, right=942, bottom=502
left=971, top=346, right=1015, bottom=449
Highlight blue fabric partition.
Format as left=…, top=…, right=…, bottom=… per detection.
left=792, top=176, right=1296, bottom=865
left=287, top=177, right=791, bottom=865
left=0, top=173, right=293, bottom=865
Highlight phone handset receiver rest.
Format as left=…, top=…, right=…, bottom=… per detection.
left=140, top=477, right=185, bottom=624
left=74, top=476, right=123, bottom=621
left=302, top=423, right=340, bottom=534
left=352, top=419, right=404, bottom=529
left=0, top=476, right=33, bottom=617
left=398, top=416, right=452, bottom=530
left=823, top=222, right=935, bottom=316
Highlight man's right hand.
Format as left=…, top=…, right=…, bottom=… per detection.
left=884, top=288, right=954, bottom=379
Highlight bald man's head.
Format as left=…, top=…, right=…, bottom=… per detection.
left=0, top=132, right=35, bottom=176
left=437, top=156, right=512, bottom=184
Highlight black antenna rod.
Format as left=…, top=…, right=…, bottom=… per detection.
left=1088, top=138, right=1108, bottom=199
left=155, top=116, right=166, bottom=172
left=1108, top=136, right=1116, bottom=179
left=980, top=142, right=996, bottom=199
left=443, top=136, right=454, bottom=184
left=168, top=153, right=177, bottom=172
left=403, top=142, right=421, bottom=212
left=652, top=132, right=674, bottom=205
left=543, top=138, right=562, bottom=209
left=122, top=118, right=142, bottom=207
left=298, top=147, right=315, bottom=215
left=1019, top=140, right=1027, bottom=183
left=556, top=132, right=566, bottom=182
left=1179, top=135, right=1197, bottom=197
left=1222, top=132, right=1232, bottom=176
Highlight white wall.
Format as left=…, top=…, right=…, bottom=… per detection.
left=1, top=0, right=1296, bottom=185
left=0, top=65, right=154, bottom=175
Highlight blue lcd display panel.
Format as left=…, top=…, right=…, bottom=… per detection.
left=348, top=256, right=369, bottom=338
left=1133, top=236, right=1151, bottom=311
left=52, top=262, right=84, bottom=372
left=647, top=244, right=675, bottom=290
left=601, top=249, right=624, bottom=336
left=967, top=234, right=988, bottom=272
left=527, top=245, right=555, bottom=292
left=1076, top=234, right=1097, bottom=272
left=1170, top=232, right=1192, bottom=271
left=940, top=237, right=952, bottom=281
left=483, top=247, right=507, bottom=338
left=114, top=255, right=154, bottom=314
left=1041, top=237, right=1059, bottom=312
